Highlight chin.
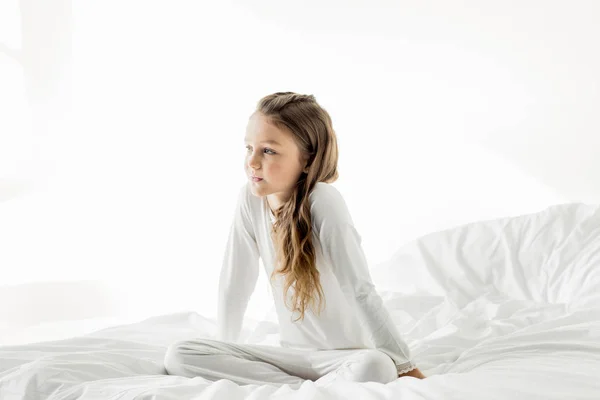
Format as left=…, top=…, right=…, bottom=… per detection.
left=249, top=185, right=268, bottom=197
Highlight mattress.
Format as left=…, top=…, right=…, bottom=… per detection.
left=1, top=203, right=599, bottom=399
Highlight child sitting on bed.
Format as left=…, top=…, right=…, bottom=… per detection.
left=163, top=91, right=426, bottom=388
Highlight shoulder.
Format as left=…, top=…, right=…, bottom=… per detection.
left=234, top=182, right=250, bottom=209
left=309, top=181, right=343, bottom=205
left=237, top=182, right=261, bottom=207
left=235, top=182, right=262, bottom=222
left=309, top=182, right=353, bottom=228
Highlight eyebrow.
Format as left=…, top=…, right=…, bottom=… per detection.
left=244, top=138, right=282, bottom=146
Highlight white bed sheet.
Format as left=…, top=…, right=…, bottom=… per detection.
left=1, top=203, right=599, bottom=399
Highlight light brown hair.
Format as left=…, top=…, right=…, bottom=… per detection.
left=256, top=92, right=339, bottom=322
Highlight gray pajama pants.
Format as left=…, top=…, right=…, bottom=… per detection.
left=163, top=338, right=398, bottom=389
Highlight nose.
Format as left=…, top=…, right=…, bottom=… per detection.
left=247, top=152, right=261, bottom=171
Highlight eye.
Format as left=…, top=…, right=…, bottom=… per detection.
left=246, top=146, right=276, bottom=155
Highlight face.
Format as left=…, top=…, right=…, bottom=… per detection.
left=244, top=112, right=308, bottom=211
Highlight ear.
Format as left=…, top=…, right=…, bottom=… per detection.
left=302, top=155, right=311, bottom=173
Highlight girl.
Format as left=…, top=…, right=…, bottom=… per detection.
left=164, top=92, right=425, bottom=388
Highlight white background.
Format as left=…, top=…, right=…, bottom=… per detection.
left=1, top=0, right=598, bottom=345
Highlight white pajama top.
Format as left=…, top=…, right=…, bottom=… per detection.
left=216, top=181, right=415, bottom=374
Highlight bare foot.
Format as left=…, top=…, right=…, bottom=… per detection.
left=398, top=367, right=426, bottom=379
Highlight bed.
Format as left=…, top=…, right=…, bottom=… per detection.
left=1, top=203, right=599, bottom=399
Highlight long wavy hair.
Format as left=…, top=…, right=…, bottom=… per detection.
left=256, top=92, right=339, bottom=323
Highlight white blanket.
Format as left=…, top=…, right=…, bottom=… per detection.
left=1, top=203, right=600, bottom=399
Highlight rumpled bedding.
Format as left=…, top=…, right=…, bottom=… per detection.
left=1, top=203, right=599, bottom=399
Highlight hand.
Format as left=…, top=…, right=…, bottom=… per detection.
left=398, top=367, right=426, bottom=379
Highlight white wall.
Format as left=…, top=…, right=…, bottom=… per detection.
left=1, top=0, right=598, bottom=345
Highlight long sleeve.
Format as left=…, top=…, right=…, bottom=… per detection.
left=317, top=197, right=417, bottom=374
left=216, top=184, right=260, bottom=343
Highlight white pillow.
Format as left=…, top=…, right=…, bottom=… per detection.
left=372, top=203, right=600, bottom=310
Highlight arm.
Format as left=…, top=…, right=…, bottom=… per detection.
left=316, top=194, right=419, bottom=376
left=216, top=185, right=260, bottom=343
